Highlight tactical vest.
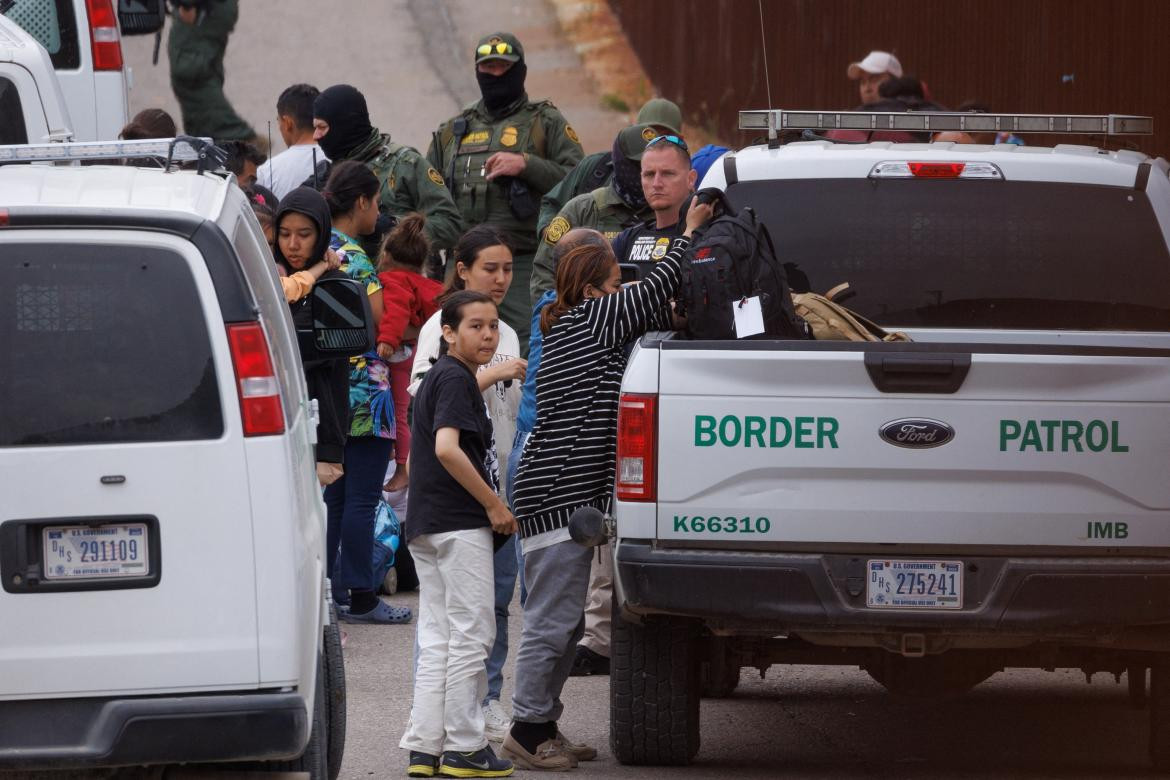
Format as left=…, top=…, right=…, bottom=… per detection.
left=439, top=101, right=549, bottom=229
left=591, top=187, right=643, bottom=242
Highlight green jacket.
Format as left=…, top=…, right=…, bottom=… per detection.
left=428, top=95, right=583, bottom=255
left=530, top=183, right=649, bottom=298
left=336, top=128, right=463, bottom=252
left=536, top=150, right=612, bottom=238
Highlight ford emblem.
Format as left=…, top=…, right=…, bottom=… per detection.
left=879, top=418, right=954, bottom=449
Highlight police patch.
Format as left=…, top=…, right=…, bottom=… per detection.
left=651, top=237, right=670, bottom=259
left=565, top=125, right=581, bottom=145
left=500, top=126, right=519, bottom=147
left=544, top=216, right=570, bottom=245
left=427, top=167, right=444, bottom=186
left=641, top=126, right=657, bottom=142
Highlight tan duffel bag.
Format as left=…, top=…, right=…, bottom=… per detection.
left=792, top=283, right=911, bottom=342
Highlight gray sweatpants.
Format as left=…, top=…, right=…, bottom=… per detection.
left=511, top=538, right=594, bottom=723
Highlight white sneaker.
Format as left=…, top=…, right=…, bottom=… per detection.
left=482, top=699, right=511, bottom=742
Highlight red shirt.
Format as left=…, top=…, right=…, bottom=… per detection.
left=376, top=269, right=443, bottom=350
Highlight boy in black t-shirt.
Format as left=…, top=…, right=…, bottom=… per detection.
left=399, top=290, right=518, bottom=778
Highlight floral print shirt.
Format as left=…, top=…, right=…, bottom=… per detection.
left=330, top=229, right=395, bottom=440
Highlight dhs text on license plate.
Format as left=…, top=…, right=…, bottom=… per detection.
left=866, top=559, right=962, bottom=610
left=43, top=523, right=150, bottom=580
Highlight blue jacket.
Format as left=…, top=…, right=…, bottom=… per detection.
left=517, top=290, right=558, bottom=433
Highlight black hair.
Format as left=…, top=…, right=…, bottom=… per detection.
left=437, top=225, right=512, bottom=304
left=437, top=290, right=496, bottom=358
left=222, top=140, right=267, bottom=174
left=379, top=213, right=430, bottom=272
left=879, top=76, right=925, bottom=101
left=277, top=83, right=319, bottom=134
left=119, top=108, right=177, bottom=140
left=322, top=160, right=380, bottom=217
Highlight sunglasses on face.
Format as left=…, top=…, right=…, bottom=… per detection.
left=647, top=134, right=689, bottom=152
left=477, top=42, right=515, bottom=57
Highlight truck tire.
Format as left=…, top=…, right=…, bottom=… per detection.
left=1150, top=660, right=1170, bottom=769
left=324, top=604, right=348, bottom=780
left=610, top=607, right=701, bottom=765
left=865, top=653, right=995, bottom=699
left=700, top=636, right=740, bottom=698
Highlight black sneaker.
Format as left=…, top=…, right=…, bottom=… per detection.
left=568, top=645, right=610, bottom=676
left=407, top=750, right=440, bottom=777
left=438, top=745, right=514, bottom=777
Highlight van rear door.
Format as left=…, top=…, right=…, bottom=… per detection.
left=0, top=229, right=260, bottom=698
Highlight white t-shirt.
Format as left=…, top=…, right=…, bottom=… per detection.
left=256, top=143, right=328, bottom=199
left=410, top=310, right=521, bottom=498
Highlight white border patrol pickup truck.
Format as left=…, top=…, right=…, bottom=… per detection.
left=607, top=110, right=1170, bottom=769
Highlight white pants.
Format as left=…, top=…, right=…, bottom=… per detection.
left=399, top=528, right=495, bottom=755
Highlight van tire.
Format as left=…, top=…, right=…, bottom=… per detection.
left=266, top=651, right=328, bottom=779
left=610, top=607, right=700, bottom=765
left=324, top=604, right=348, bottom=780
left=1150, top=660, right=1170, bottom=769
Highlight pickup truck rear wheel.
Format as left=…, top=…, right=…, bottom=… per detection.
left=1149, top=660, right=1170, bottom=769
left=610, top=607, right=701, bottom=765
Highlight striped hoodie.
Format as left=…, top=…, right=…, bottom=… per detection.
left=511, top=236, right=690, bottom=540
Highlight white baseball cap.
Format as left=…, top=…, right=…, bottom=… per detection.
left=847, top=51, right=903, bottom=79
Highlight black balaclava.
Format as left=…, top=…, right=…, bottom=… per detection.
left=273, top=186, right=333, bottom=274
left=476, top=61, right=528, bottom=118
left=314, top=85, right=374, bottom=161
left=611, top=135, right=647, bottom=212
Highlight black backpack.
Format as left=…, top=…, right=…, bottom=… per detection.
left=679, top=188, right=806, bottom=340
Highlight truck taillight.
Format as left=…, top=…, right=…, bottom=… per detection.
left=226, top=322, right=285, bottom=436
left=616, top=393, right=657, bottom=502
left=869, top=161, right=1003, bottom=180
left=85, top=0, right=123, bottom=71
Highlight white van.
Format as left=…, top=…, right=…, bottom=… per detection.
left=0, top=138, right=364, bottom=779
left=2, top=0, right=133, bottom=141
left=0, top=13, right=73, bottom=143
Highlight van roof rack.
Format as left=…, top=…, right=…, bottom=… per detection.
left=739, top=110, right=1154, bottom=144
left=0, top=137, right=227, bottom=173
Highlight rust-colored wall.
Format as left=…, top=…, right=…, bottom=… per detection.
left=609, top=0, right=1170, bottom=156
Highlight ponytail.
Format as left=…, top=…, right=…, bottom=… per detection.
left=322, top=160, right=379, bottom=217
left=379, top=212, right=430, bottom=272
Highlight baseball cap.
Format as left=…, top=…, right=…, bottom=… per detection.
left=616, top=124, right=656, bottom=162
left=475, top=32, right=523, bottom=64
left=636, top=97, right=682, bottom=136
left=847, top=51, right=903, bottom=80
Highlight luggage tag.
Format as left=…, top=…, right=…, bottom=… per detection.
left=733, top=296, right=765, bottom=338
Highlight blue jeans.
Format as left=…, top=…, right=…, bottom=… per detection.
left=324, top=435, right=394, bottom=599
left=506, top=430, right=530, bottom=606
left=484, top=534, right=519, bottom=704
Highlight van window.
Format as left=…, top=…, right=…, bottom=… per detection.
left=3, top=0, right=81, bottom=70
left=0, top=243, right=225, bottom=446
left=729, top=179, right=1170, bottom=331
left=0, top=77, right=28, bottom=144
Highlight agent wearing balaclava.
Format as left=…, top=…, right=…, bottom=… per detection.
left=427, top=32, right=584, bottom=353
left=311, top=84, right=463, bottom=253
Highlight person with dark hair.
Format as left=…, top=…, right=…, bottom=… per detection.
left=530, top=124, right=656, bottom=298
left=221, top=140, right=266, bottom=189
left=375, top=214, right=444, bottom=493
left=118, top=108, right=178, bottom=140
left=398, top=290, right=517, bottom=780
left=428, top=32, right=584, bottom=352
left=502, top=198, right=713, bottom=770
left=410, top=225, right=526, bottom=741
left=311, top=84, right=462, bottom=253
left=258, top=84, right=328, bottom=199
left=321, top=160, right=410, bottom=626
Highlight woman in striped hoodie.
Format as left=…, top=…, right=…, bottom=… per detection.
left=501, top=197, right=711, bottom=770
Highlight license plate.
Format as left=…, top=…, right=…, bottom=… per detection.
left=866, top=559, right=963, bottom=609
left=42, top=523, right=150, bottom=580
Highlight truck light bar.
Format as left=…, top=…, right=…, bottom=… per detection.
left=739, top=110, right=1154, bottom=139
left=0, top=137, right=219, bottom=167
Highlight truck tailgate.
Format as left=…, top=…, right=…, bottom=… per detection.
left=656, top=344, right=1170, bottom=549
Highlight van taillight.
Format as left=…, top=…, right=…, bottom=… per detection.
left=85, top=0, right=124, bottom=71
left=226, top=322, right=285, bottom=436
left=616, top=393, right=657, bottom=502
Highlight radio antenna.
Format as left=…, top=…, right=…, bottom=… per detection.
left=757, top=0, right=779, bottom=147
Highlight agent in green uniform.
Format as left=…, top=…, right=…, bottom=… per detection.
left=428, top=32, right=584, bottom=349
left=167, top=0, right=255, bottom=141
left=530, top=124, right=656, bottom=298
left=312, top=84, right=462, bottom=254
left=536, top=97, right=682, bottom=239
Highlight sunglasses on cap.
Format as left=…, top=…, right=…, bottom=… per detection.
left=477, top=42, right=515, bottom=57
left=646, top=134, right=689, bottom=152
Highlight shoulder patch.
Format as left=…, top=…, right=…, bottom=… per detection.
left=427, top=167, right=445, bottom=186
left=387, top=173, right=397, bottom=190
left=565, top=125, right=581, bottom=145
left=544, top=215, right=571, bottom=245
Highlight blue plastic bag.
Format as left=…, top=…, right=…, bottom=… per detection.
left=371, top=499, right=401, bottom=589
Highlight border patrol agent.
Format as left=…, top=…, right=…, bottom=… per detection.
left=530, top=124, right=657, bottom=298
left=428, top=32, right=584, bottom=350
left=313, top=85, right=463, bottom=254
left=167, top=0, right=255, bottom=142
left=536, top=98, right=682, bottom=239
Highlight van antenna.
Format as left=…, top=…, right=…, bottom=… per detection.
left=758, top=0, right=779, bottom=148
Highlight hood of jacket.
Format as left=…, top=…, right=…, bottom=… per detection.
left=273, top=186, right=332, bottom=273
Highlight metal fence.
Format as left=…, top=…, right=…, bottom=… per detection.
left=609, top=0, right=1170, bottom=156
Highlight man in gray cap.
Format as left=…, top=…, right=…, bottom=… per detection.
left=536, top=97, right=682, bottom=240
left=530, top=124, right=657, bottom=298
